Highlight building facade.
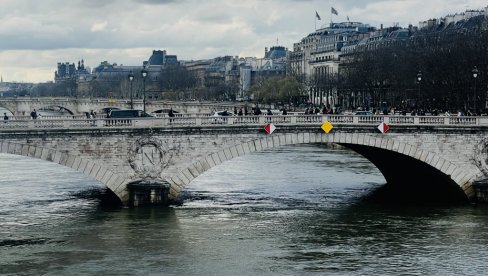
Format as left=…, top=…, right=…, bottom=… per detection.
left=54, top=50, right=179, bottom=100
left=290, top=22, right=373, bottom=107
left=182, top=46, right=288, bottom=100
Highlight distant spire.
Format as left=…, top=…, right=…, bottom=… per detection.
left=1, top=75, right=3, bottom=83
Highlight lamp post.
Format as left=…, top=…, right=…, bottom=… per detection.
left=128, top=72, right=134, bottom=110
left=417, top=71, right=422, bottom=107
left=141, top=68, right=147, bottom=113
left=377, top=80, right=384, bottom=112
left=473, top=66, right=479, bottom=114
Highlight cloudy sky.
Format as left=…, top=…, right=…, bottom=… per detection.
left=0, top=0, right=486, bottom=83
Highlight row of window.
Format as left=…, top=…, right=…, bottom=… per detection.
left=314, top=55, right=336, bottom=62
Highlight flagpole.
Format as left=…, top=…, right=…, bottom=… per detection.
left=330, top=0, right=333, bottom=26
left=330, top=6, right=332, bottom=26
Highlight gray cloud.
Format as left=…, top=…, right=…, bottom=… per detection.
left=134, top=0, right=181, bottom=4
left=0, top=0, right=486, bottom=82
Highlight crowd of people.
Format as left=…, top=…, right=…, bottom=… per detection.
left=6, top=105, right=485, bottom=122
left=229, top=106, right=290, bottom=116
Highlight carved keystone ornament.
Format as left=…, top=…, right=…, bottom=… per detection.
left=128, top=137, right=172, bottom=178
left=475, top=138, right=488, bottom=176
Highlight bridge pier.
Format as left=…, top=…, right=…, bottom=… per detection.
left=472, top=180, right=488, bottom=203
left=127, top=180, right=171, bottom=207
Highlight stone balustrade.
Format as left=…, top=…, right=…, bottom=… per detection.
left=0, top=114, right=486, bottom=130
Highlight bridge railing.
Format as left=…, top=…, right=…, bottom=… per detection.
left=10, top=115, right=89, bottom=121
left=295, top=115, right=323, bottom=124
left=419, top=116, right=445, bottom=125
left=325, top=115, right=354, bottom=124
left=388, top=116, right=415, bottom=124
left=357, top=115, right=385, bottom=125
left=1, top=115, right=488, bottom=130
left=448, top=117, right=478, bottom=125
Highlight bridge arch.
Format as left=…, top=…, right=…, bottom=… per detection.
left=0, top=141, right=127, bottom=204
left=168, top=132, right=472, bottom=202
left=37, top=105, right=75, bottom=115
left=0, top=106, right=15, bottom=116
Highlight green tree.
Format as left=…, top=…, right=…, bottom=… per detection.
left=252, top=76, right=305, bottom=105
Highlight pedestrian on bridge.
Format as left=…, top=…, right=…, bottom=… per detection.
left=3, top=112, right=8, bottom=121
left=30, top=109, right=37, bottom=120
left=254, top=106, right=262, bottom=115
left=168, top=108, right=175, bottom=124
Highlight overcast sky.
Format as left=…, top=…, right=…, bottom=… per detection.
left=0, top=0, right=486, bottom=83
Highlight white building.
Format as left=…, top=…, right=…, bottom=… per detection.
left=419, top=6, right=487, bottom=30
left=290, top=22, right=372, bottom=106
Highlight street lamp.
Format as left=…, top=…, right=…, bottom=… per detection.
left=128, top=72, right=134, bottom=110
left=473, top=66, right=479, bottom=114
left=417, top=71, right=422, bottom=107
left=141, top=68, right=148, bottom=113
left=377, top=80, right=384, bottom=112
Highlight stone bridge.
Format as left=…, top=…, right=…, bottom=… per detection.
left=0, top=97, right=239, bottom=115
left=1, top=114, right=488, bottom=206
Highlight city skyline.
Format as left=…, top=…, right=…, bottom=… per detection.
left=0, top=0, right=486, bottom=83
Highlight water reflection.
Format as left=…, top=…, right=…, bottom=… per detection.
left=276, top=202, right=488, bottom=275
left=1, top=145, right=488, bottom=275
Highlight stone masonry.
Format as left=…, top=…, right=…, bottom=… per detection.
left=1, top=124, right=488, bottom=205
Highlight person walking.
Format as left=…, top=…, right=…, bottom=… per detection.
left=30, top=109, right=37, bottom=120
left=3, top=112, right=8, bottom=121
left=254, top=106, right=262, bottom=115
left=168, top=108, right=175, bottom=124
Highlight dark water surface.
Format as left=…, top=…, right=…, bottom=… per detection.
left=1, top=145, right=488, bottom=275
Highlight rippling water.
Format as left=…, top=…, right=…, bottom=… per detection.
left=1, top=144, right=488, bottom=275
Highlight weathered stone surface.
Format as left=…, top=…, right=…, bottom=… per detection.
left=0, top=125, right=487, bottom=205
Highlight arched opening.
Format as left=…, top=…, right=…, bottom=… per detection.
left=37, top=105, right=74, bottom=115
left=341, top=144, right=468, bottom=204
left=179, top=144, right=385, bottom=207
left=0, top=153, right=122, bottom=209
left=0, top=106, right=15, bottom=116
left=179, top=143, right=468, bottom=206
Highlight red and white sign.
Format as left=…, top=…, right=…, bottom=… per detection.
left=377, top=122, right=390, bottom=134
left=264, top=123, right=276, bottom=134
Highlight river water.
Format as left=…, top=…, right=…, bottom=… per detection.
left=1, top=144, right=488, bottom=275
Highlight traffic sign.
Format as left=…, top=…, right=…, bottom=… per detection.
left=321, top=121, right=334, bottom=133
left=377, top=122, right=390, bottom=134
left=264, top=123, right=276, bottom=134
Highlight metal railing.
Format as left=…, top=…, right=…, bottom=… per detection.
left=0, top=115, right=486, bottom=130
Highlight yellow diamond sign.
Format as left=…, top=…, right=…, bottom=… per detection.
left=321, top=121, right=334, bottom=133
